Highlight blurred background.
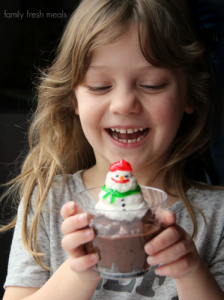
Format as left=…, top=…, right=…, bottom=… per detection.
left=0, top=0, right=223, bottom=298
left=0, top=0, right=79, bottom=297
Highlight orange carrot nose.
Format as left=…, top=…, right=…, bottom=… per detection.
left=120, top=175, right=124, bottom=180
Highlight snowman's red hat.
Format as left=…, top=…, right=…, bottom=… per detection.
left=109, top=159, right=133, bottom=172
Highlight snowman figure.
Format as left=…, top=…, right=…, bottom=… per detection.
left=95, top=159, right=148, bottom=221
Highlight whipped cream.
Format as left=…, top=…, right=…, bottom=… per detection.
left=95, top=160, right=148, bottom=222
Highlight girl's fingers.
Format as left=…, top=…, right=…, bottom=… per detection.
left=147, top=238, right=194, bottom=266
left=61, top=228, right=94, bottom=252
left=61, top=203, right=100, bottom=277
left=69, top=253, right=99, bottom=273
left=61, top=201, right=77, bottom=220
left=145, top=225, right=185, bottom=255
left=161, top=210, right=176, bottom=228
left=61, top=213, right=89, bottom=235
left=69, top=245, right=87, bottom=259
left=155, top=252, right=199, bottom=278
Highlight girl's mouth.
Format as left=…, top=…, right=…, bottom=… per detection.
left=106, top=127, right=149, bottom=143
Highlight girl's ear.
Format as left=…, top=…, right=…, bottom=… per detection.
left=184, top=102, right=195, bottom=114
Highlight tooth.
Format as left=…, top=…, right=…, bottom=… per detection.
left=139, top=128, right=143, bottom=131
left=116, top=128, right=120, bottom=132
left=127, top=129, right=133, bottom=134
left=114, top=136, right=118, bottom=140
left=119, top=139, right=123, bottom=142
left=111, top=128, right=116, bottom=131
left=122, top=139, right=127, bottom=143
left=128, top=140, right=132, bottom=143
left=120, top=129, right=126, bottom=134
left=134, top=128, right=138, bottom=132
left=137, top=137, right=141, bottom=142
left=132, top=139, right=136, bottom=143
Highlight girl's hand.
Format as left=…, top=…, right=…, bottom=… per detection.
left=144, top=210, right=202, bottom=280
left=61, top=201, right=101, bottom=282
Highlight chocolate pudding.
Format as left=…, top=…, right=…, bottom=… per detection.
left=85, top=209, right=161, bottom=276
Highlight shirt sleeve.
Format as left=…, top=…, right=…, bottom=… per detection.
left=209, top=230, right=224, bottom=291
left=4, top=198, right=50, bottom=289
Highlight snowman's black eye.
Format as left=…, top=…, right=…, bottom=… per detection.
left=116, top=175, right=119, bottom=177
left=124, top=174, right=129, bottom=178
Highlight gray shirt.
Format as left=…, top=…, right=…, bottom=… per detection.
left=4, top=171, right=224, bottom=300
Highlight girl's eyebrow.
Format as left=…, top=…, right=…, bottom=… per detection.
left=88, top=65, right=109, bottom=71
left=88, top=65, right=161, bottom=72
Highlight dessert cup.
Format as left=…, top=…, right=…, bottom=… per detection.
left=74, top=186, right=167, bottom=279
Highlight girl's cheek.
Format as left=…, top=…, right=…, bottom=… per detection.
left=151, top=94, right=186, bottom=126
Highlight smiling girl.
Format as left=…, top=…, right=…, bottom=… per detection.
left=2, top=0, right=224, bottom=299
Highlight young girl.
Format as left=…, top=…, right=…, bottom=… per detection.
left=2, top=0, right=224, bottom=299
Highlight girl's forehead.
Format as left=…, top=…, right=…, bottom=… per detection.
left=86, top=25, right=180, bottom=75
left=89, top=26, right=139, bottom=58
left=84, top=39, right=186, bottom=86
left=86, top=26, right=159, bottom=73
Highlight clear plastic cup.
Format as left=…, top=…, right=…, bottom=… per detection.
left=74, top=186, right=167, bottom=279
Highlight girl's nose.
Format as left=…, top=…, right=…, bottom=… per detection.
left=109, top=88, right=142, bottom=115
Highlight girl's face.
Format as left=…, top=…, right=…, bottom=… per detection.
left=74, top=26, right=194, bottom=176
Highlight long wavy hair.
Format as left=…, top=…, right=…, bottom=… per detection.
left=0, top=0, right=221, bottom=270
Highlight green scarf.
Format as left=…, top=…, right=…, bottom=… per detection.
left=102, top=184, right=141, bottom=204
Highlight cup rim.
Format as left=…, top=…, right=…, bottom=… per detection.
left=74, top=185, right=168, bottom=211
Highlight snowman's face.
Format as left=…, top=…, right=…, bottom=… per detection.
left=105, top=170, right=137, bottom=191
left=111, top=170, right=131, bottom=184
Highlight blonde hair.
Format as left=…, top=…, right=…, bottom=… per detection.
left=0, top=0, right=220, bottom=269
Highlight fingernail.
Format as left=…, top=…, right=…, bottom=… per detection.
left=69, top=202, right=74, bottom=212
left=90, top=253, right=99, bottom=262
left=83, top=228, right=93, bottom=238
left=145, top=243, right=155, bottom=254
left=78, top=213, right=87, bottom=223
left=147, top=256, right=157, bottom=265
left=155, top=268, right=163, bottom=275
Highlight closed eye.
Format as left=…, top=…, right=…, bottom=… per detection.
left=87, top=86, right=111, bottom=92
left=140, top=84, right=167, bottom=90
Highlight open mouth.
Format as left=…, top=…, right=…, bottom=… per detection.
left=106, top=127, right=149, bottom=143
